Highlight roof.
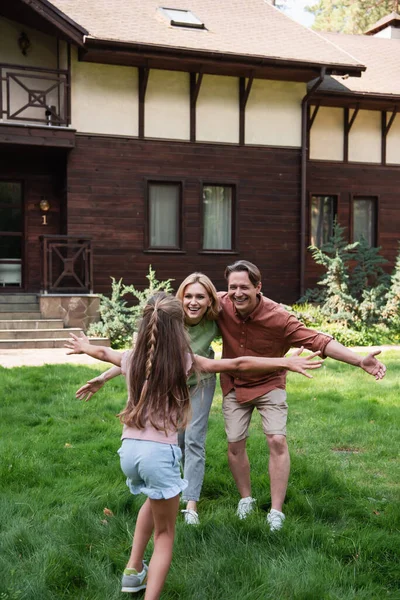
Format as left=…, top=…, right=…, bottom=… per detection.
left=365, top=11, right=400, bottom=35
left=47, top=0, right=364, bottom=72
left=314, top=32, right=400, bottom=97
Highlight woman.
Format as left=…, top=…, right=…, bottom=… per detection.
left=175, top=273, right=220, bottom=525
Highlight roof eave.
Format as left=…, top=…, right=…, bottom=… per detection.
left=82, top=37, right=365, bottom=78
left=21, top=0, right=88, bottom=46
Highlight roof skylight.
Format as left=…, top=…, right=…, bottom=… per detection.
left=159, top=7, right=205, bottom=29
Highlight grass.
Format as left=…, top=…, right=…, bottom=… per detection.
left=1, top=352, right=399, bottom=599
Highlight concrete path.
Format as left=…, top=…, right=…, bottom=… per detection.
left=0, top=348, right=108, bottom=368
left=0, top=345, right=399, bottom=369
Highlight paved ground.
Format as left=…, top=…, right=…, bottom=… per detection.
left=0, top=345, right=399, bottom=368
left=0, top=348, right=108, bottom=368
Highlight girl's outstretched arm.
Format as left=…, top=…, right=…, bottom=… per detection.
left=194, top=347, right=323, bottom=379
left=65, top=332, right=123, bottom=366
left=76, top=365, right=123, bottom=401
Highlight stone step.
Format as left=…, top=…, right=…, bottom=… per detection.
left=0, top=319, right=64, bottom=330
left=0, top=337, right=109, bottom=349
left=0, top=312, right=42, bottom=320
left=0, top=328, right=83, bottom=340
left=0, top=294, right=38, bottom=303
left=0, top=303, right=39, bottom=312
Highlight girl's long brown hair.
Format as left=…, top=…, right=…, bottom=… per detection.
left=118, top=293, right=193, bottom=433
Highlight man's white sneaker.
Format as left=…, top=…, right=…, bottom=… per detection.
left=181, top=509, right=200, bottom=525
left=236, top=497, right=256, bottom=520
left=267, top=509, right=285, bottom=531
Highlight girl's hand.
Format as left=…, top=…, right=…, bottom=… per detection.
left=76, top=376, right=105, bottom=401
left=285, top=347, right=323, bottom=378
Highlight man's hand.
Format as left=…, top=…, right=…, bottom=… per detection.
left=76, top=377, right=105, bottom=402
left=285, top=347, right=324, bottom=379
left=360, top=350, right=387, bottom=380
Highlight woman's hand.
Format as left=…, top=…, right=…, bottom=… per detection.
left=285, top=347, right=324, bottom=378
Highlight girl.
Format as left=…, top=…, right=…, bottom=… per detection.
left=66, top=292, right=322, bottom=600
left=76, top=273, right=220, bottom=526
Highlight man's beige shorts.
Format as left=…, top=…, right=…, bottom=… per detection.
left=222, top=389, right=288, bottom=443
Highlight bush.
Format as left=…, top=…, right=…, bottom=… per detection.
left=87, top=266, right=174, bottom=347
left=297, top=223, right=400, bottom=345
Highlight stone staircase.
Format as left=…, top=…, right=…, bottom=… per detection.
left=0, top=294, right=109, bottom=349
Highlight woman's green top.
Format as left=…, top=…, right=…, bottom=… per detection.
left=187, top=319, right=220, bottom=386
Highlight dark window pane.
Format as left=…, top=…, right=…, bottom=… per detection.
left=203, top=186, right=233, bottom=250
left=311, top=195, right=336, bottom=246
left=0, top=236, right=22, bottom=259
left=148, top=183, right=180, bottom=248
left=0, top=182, right=22, bottom=208
left=353, top=198, right=376, bottom=246
left=0, top=207, right=22, bottom=232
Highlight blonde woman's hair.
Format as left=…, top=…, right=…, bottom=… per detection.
left=118, top=293, right=193, bottom=433
left=176, top=272, right=220, bottom=321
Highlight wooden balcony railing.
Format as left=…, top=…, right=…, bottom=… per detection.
left=0, top=63, right=70, bottom=126
left=40, top=236, right=93, bottom=294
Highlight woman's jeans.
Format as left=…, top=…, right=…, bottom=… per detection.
left=178, top=376, right=216, bottom=503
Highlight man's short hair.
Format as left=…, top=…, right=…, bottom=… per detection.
left=224, top=260, right=261, bottom=287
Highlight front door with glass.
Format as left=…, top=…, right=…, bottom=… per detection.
left=0, top=182, right=23, bottom=289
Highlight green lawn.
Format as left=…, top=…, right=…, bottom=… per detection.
left=1, top=352, right=399, bottom=599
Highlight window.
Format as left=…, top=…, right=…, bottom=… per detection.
left=352, top=196, right=377, bottom=246
left=148, top=182, right=181, bottom=249
left=158, top=7, right=205, bottom=28
left=202, top=185, right=234, bottom=250
left=310, top=195, right=337, bottom=247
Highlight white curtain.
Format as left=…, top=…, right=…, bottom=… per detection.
left=149, top=184, right=179, bottom=247
left=353, top=199, right=375, bottom=245
left=203, top=186, right=232, bottom=249
left=311, top=195, right=335, bottom=247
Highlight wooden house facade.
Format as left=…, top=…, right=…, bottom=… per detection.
left=1, top=0, right=400, bottom=305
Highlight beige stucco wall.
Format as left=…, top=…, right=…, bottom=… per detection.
left=309, top=107, right=344, bottom=160
left=71, top=50, right=138, bottom=136
left=196, top=75, right=239, bottom=143
left=145, top=70, right=189, bottom=140
left=0, top=17, right=61, bottom=123
left=348, top=109, right=381, bottom=163
left=386, top=114, right=400, bottom=164
left=0, top=17, right=57, bottom=68
left=245, top=80, right=305, bottom=147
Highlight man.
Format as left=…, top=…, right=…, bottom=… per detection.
left=217, top=260, right=386, bottom=531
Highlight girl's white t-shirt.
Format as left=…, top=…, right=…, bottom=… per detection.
left=120, top=350, right=192, bottom=444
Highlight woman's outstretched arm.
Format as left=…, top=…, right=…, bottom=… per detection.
left=194, top=347, right=323, bottom=379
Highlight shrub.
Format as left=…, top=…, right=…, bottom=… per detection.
left=87, top=266, right=174, bottom=347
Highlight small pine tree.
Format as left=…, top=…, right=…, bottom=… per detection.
left=87, top=266, right=174, bottom=347
left=383, top=243, right=400, bottom=321
left=349, top=236, right=389, bottom=301
left=299, top=221, right=391, bottom=327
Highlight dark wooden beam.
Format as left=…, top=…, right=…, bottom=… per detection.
left=344, top=105, right=359, bottom=162
left=382, top=108, right=398, bottom=165
left=308, top=103, right=320, bottom=131
left=239, top=76, right=253, bottom=145
left=190, top=72, right=203, bottom=142
left=138, top=67, right=149, bottom=139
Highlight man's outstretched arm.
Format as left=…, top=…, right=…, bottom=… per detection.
left=324, top=340, right=386, bottom=380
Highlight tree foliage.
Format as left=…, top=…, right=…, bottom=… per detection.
left=87, top=266, right=174, bottom=347
left=306, top=0, right=399, bottom=34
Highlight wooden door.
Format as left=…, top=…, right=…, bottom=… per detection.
left=0, top=181, right=23, bottom=289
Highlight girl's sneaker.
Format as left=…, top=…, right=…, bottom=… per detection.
left=181, top=508, right=200, bottom=525
left=121, top=562, right=148, bottom=593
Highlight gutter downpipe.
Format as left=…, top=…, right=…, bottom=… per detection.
left=300, top=66, right=326, bottom=298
